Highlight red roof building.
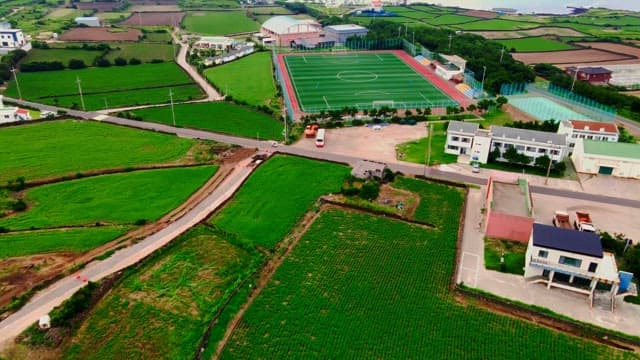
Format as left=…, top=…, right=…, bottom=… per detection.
left=565, top=66, right=612, bottom=85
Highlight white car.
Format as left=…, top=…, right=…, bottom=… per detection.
left=372, top=125, right=382, bottom=131
left=471, top=163, right=480, bottom=173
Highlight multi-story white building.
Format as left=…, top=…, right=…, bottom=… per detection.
left=0, top=28, right=26, bottom=49
left=557, top=119, right=619, bottom=149
left=524, top=223, right=633, bottom=310
left=445, top=121, right=568, bottom=164
left=192, top=36, right=240, bottom=51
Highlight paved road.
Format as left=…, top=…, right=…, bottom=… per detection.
left=0, top=159, right=256, bottom=350
left=171, top=28, right=223, bottom=101
left=7, top=96, right=640, bottom=208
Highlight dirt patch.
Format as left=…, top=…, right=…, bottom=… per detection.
left=623, top=90, right=640, bottom=98
left=461, top=10, right=497, bottom=19
left=76, top=2, right=122, bottom=11
left=59, top=28, right=142, bottom=42
left=129, top=5, right=181, bottom=12
left=512, top=48, right=634, bottom=65
left=119, top=11, right=185, bottom=26
left=576, top=42, right=640, bottom=58
left=471, top=27, right=586, bottom=39
left=502, top=103, right=538, bottom=123
left=0, top=253, right=77, bottom=315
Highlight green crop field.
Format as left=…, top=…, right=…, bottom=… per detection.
left=495, top=37, right=577, bottom=52
left=219, top=179, right=628, bottom=359
left=63, top=225, right=261, bottom=360
left=282, top=53, right=457, bottom=112
left=204, top=52, right=277, bottom=107
left=21, top=49, right=102, bottom=66
left=0, top=166, right=217, bottom=231
left=105, top=43, right=176, bottom=63
left=4, top=62, right=203, bottom=110
left=0, top=120, right=195, bottom=183
left=183, top=11, right=259, bottom=35
left=131, top=102, right=283, bottom=140
left=211, top=155, right=349, bottom=249
left=455, top=19, right=540, bottom=31
left=0, top=227, right=131, bottom=258
left=428, top=14, right=478, bottom=25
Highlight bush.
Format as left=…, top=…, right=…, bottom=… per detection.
left=114, top=57, right=127, bottom=66
left=68, top=58, right=87, bottom=69
left=11, top=199, right=27, bottom=212
left=359, top=181, right=380, bottom=200
left=129, top=57, right=141, bottom=65
left=150, top=59, right=164, bottom=64
left=134, top=219, right=148, bottom=225
left=94, top=58, right=111, bottom=67
left=50, top=282, right=98, bottom=328
left=20, top=61, right=65, bottom=72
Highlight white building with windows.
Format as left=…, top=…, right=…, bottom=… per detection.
left=0, top=96, right=31, bottom=124
left=571, top=139, right=640, bottom=178
left=524, top=223, right=634, bottom=310
left=0, top=28, right=28, bottom=53
left=557, top=119, right=619, bottom=149
left=445, top=121, right=568, bottom=164
left=192, top=36, right=240, bottom=51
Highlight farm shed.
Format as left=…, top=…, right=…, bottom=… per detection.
left=571, top=139, right=640, bottom=179
left=323, top=24, right=368, bottom=45
left=75, top=17, right=101, bottom=27
left=565, top=66, right=612, bottom=85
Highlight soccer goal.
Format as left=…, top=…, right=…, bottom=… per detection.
left=372, top=100, right=395, bottom=109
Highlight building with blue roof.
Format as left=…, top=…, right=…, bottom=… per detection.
left=524, top=223, right=634, bottom=311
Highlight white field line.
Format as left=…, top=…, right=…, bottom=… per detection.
left=323, top=95, right=330, bottom=109
left=460, top=251, right=480, bottom=287
left=303, top=55, right=307, bottom=63
left=376, top=54, right=384, bottom=61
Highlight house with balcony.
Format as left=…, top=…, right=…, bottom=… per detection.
left=524, top=223, right=635, bottom=311
left=444, top=121, right=569, bottom=165
left=557, top=119, right=619, bottom=150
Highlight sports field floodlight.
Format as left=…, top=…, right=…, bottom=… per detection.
left=448, top=34, right=453, bottom=51
left=570, top=66, right=580, bottom=92
left=499, top=47, right=505, bottom=63
left=480, top=66, right=487, bottom=97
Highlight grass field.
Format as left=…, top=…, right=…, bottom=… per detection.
left=282, top=53, right=457, bottom=112
left=63, top=225, right=261, bottom=360
left=0, top=120, right=196, bottom=183
left=455, top=19, right=540, bottom=31
left=0, top=166, right=217, bottom=231
left=485, top=238, right=526, bottom=275
left=211, top=155, right=349, bottom=249
left=395, top=122, right=457, bottom=165
left=21, top=49, right=102, bottom=67
left=495, top=37, right=577, bottom=52
left=183, top=11, right=259, bottom=35
left=4, top=62, right=202, bottom=110
left=204, top=52, right=277, bottom=107
left=218, top=179, right=627, bottom=359
left=0, top=227, right=131, bottom=258
left=104, top=43, right=175, bottom=63
left=130, top=102, right=283, bottom=140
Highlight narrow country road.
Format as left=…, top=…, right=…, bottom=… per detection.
left=0, top=157, right=257, bottom=350
left=7, top=96, right=640, bottom=209
left=172, top=28, right=223, bottom=101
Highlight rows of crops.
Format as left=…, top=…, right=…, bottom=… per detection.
left=220, top=179, right=629, bottom=359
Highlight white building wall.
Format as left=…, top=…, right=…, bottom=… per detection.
left=524, top=243, right=604, bottom=279
left=444, top=132, right=473, bottom=155
left=0, top=30, right=25, bottom=48
left=491, top=138, right=567, bottom=164
left=469, top=133, right=491, bottom=163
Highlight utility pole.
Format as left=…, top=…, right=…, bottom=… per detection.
left=499, top=47, right=505, bottom=63
left=448, top=33, right=453, bottom=51
left=424, top=123, right=432, bottom=176
left=103, top=98, right=108, bottom=110
left=571, top=66, right=579, bottom=92
left=544, top=156, right=553, bottom=185
left=11, top=67, right=21, bottom=100
left=480, top=66, right=487, bottom=98
left=169, top=89, right=176, bottom=127
left=76, top=76, right=85, bottom=111
left=412, top=31, right=415, bottom=45
left=398, top=26, right=401, bottom=38
left=405, top=24, right=408, bottom=37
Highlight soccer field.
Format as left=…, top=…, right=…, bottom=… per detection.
left=282, top=52, right=458, bottom=112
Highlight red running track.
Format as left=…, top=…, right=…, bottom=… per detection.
left=277, top=51, right=474, bottom=119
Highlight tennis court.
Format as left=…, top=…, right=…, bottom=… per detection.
left=282, top=52, right=459, bottom=112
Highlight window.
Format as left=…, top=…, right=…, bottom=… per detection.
left=515, top=145, right=525, bottom=151
left=550, top=150, right=559, bottom=155
left=572, top=134, right=578, bottom=138
left=493, top=142, right=502, bottom=148
left=559, top=256, right=582, bottom=268
left=588, top=262, right=598, bottom=273
left=587, top=135, right=593, bottom=140
left=461, top=137, right=470, bottom=143
left=447, top=145, right=459, bottom=150
left=538, top=250, right=548, bottom=258
left=452, top=136, right=460, bottom=141
left=538, top=148, right=547, bottom=154
left=526, top=146, right=536, bottom=152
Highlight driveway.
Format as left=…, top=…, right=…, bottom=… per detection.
left=459, top=187, right=640, bottom=336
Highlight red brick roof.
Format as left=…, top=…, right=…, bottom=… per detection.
left=569, top=120, right=618, bottom=134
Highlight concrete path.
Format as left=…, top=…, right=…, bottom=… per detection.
left=458, top=188, right=640, bottom=336
left=0, top=158, right=256, bottom=350
left=171, top=27, right=223, bottom=101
